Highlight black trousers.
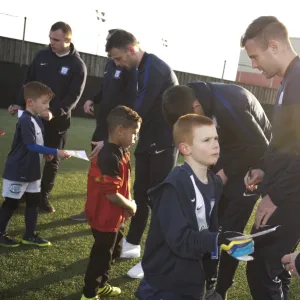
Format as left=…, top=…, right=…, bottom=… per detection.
left=40, top=125, right=67, bottom=206
left=0, top=193, right=40, bottom=237
left=246, top=203, right=300, bottom=300
left=83, top=226, right=124, bottom=298
left=215, top=176, right=259, bottom=296
left=126, top=147, right=177, bottom=245
left=136, top=278, right=202, bottom=300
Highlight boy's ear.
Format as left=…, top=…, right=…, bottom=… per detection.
left=178, top=142, right=191, bottom=156
left=26, top=98, right=33, bottom=106
left=116, top=125, right=124, bottom=136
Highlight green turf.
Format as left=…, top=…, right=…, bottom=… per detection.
left=0, top=109, right=299, bottom=300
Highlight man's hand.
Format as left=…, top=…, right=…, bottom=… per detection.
left=83, top=100, right=94, bottom=116
left=40, top=110, right=53, bottom=121
left=57, top=150, right=71, bottom=160
left=216, top=169, right=228, bottom=185
left=282, top=252, right=300, bottom=277
left=44, top=154, right=54, bottom=161
left=244, top=168, right=265, bottom=192
left=88, top=141, right=104, bottom=160
left=8, top=105, right=21, bottom=115
left=255, top=194, right=277, bottom=229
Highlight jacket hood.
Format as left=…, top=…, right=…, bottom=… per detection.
left=186, top=80, right=214, bottom=118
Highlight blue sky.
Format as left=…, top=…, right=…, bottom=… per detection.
left=1, top=0, right=299, bottom=80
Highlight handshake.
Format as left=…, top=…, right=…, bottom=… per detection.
left=218, top=231, right=255, bottom=261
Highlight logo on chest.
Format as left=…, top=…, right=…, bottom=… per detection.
left=60, top=66, right=70, bottom=76
left=114, top=70, right=121, bottom=79
left=278, top=91, right=284, bottom=106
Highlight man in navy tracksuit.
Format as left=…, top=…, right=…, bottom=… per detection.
left=162, top=82, right=271, bottom=299
left=70, top=30, right=137, bottom=222
left=88, top=60, right=137, bottom=144
left=8, top=21, right=87, bottom=213
left=243, top=16, right=300, bottom=299
left=105, top=29, right=178, bottom=278
left=83, top=29, right=137, bottom=146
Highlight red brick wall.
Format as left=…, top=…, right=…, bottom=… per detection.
left=236, top=71, right=282, bottom=89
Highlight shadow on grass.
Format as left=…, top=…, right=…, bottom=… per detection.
left=0, top=229, right=91, bottom=255
left=110, top=275, right=138, bottom=286
left=0, top=258, right=89, bottom=299
left=57, top=274, right=139, bottom=300
left=59, top=291, right=83, bottom=300
left=49, top=191, right=87, bottom=201
left=0, top=255, right=139, bottom=300
left=48, top=228, right=91, bottom=243
left=11, top=191, right=86, bottom=217
left=10, top=218, right=86, bottom=235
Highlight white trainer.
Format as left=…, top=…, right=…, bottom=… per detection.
left=127, top=261, right=144, bottom=279
left=120, top=239, right=141, bottom=258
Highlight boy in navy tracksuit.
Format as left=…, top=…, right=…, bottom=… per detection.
left=136, top=114, right=255, bottom=300
left=10, top=22, right=87, bottom=213
left=105, top=29, right=178, bottom=278
left=0, top=81, right=69, bottom=247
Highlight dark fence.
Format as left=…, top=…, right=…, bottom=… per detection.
left=0, top=36, right=278, bottom=120
left=0, top=61, right=102, bottom=118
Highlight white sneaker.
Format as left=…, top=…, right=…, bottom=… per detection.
left=120, top=239, right=141, bottom=258
left=127, top=261, right=144, bottom=279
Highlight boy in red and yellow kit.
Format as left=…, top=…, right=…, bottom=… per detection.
left=81, top=105, right=142, bottom=300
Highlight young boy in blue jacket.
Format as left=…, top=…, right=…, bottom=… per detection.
left=136, top=114, right=254, bottom=300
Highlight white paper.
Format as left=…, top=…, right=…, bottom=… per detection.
left=228, top=226, right=281, bottom=241
left=65, top=150, right=89, bottom=161
left=18, top=109, right=24, bottom=118
left=237, top=255, right=254, bottom=262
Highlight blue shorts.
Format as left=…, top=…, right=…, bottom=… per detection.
left=135, top=279, right=199, bottom=300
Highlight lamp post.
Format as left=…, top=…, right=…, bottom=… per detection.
left=162, top=38, right=168, bottom=48
left=20, top=16, right=27, bottom=66
left=222, top=60, right=226, bottom=79
left=95, top=10, right=106, bottom=55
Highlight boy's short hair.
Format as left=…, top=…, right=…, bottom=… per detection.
left=173, top=114, right=214, bottom=148
left=107, top=105, right=142, bottom=134
left=162, top=85, right=196, bottom=126
left=24, top=81, right=55, bottom=102
left=105, top=29, right=138, bottom=52
left=241, top=16, right=289, bottom=49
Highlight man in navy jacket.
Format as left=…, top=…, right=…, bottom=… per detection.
left=243, top=16, right=300, bottom=300
left=162, top=82, right=271, bottom=299
left=105, top=29, right=178, bottom=278
left=70, top=29, right=137, bottom=222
